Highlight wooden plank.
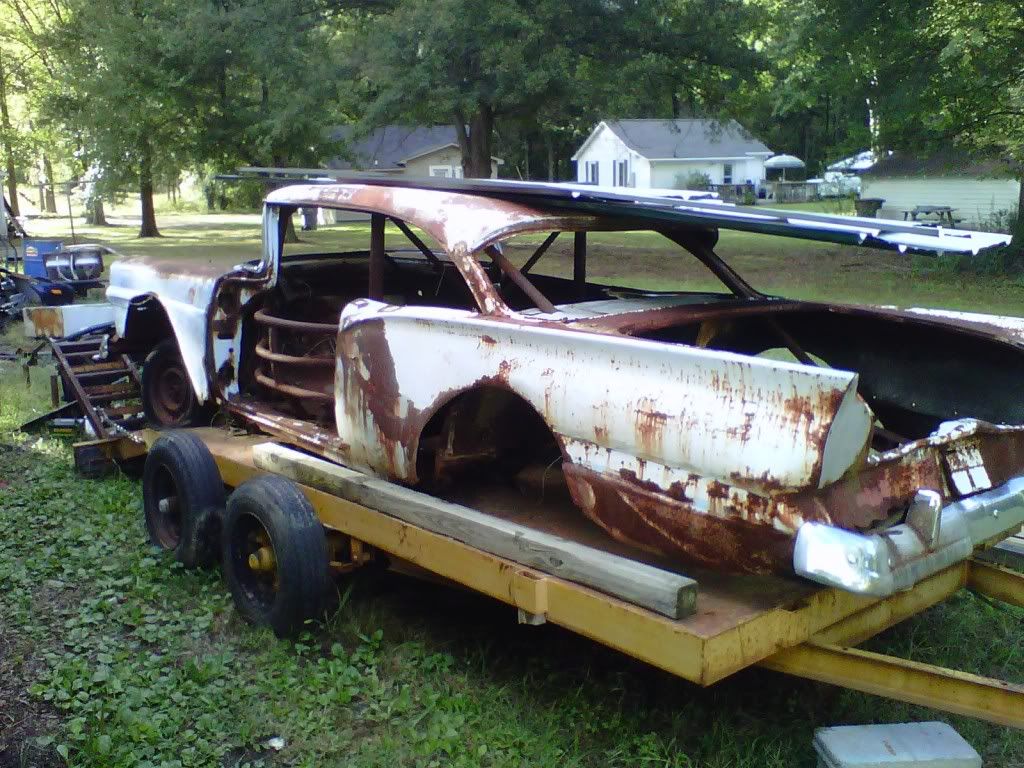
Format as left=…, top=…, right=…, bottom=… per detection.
left=251, top=443, right=698, bottom=619
left=975, top=531, right=1024, bottom=572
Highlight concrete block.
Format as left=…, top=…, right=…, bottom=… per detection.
left=814, top=722, right=982, bottom=768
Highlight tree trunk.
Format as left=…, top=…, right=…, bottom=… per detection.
left=85, top=198, right=107, bottom=226
left=0, top=47, right=19, bottom=217
left=283, top=211, right=299, bottom=243
left=42, top=155, right=57, bottom=213
left=138, top=140, right=160, bottom=237
left=1006, top=175, right=1024, bottom=270
left=455, top=104, right=495, bottom=179
left=545, top=133, right=554, bottom=181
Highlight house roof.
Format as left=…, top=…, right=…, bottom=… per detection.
left=327, top=125, right=501, bottom=171
left=863, top=152, right=1014, bottom=179
left=573, top=119, right=772, bottom=161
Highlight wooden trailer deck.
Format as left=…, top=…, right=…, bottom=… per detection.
left=89, top=427, right=1024, bottom=729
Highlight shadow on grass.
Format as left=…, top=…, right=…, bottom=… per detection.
left=333, top=562, right=1023, bottom=766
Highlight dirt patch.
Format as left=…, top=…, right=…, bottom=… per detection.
left=0, top=629, right=63, bottom=768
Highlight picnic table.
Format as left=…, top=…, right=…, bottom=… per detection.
left=903, top=205, right=958, bottom=227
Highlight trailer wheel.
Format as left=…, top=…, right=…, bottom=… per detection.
left=142, top=340, right=206, bottom=428
left=142, top=431, right=226, bottom=568
left=222, top=475, right=334, bottom=638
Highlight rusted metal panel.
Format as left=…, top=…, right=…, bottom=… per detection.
left=333, top=300, right=873, bottom=493
left=265, top=183, right=602, bottom=258
left=22, top=303, right=114, bottom=339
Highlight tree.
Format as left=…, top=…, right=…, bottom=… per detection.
left=921, top=0, right=1024, bottom=257
left=766, top=0, right=1024, bottom=257
left=0, top=42, right=18, bottom=215
left=349, top=0, right=760, bottom=178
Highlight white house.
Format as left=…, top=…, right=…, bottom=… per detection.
left=327, top=125, right=503, bottom=179
left=571, top=119, right=772, bottom=191
left=862, top=153, right=1020, bottom=226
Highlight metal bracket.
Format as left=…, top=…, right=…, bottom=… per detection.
left=907, top=489, right=942, bottom=547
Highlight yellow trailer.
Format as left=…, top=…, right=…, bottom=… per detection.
left=82, top=427, right=1024, bottom=730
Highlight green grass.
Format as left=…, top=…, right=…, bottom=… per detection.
left=2, top=213, right=1024, bottom=766
left=0, top=366, right=1022, bottom=767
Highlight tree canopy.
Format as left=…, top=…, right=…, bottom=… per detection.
left=0, top=0, right=1021, bottom=251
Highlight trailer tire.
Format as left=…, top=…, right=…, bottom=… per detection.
left=222, top=475, right=334, bottom=638
left=142, top=340, right=207, bottom=428
left=142, top=431, right=226, bottom=569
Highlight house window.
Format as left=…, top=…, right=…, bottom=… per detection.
left=585, top=161, right=599, bottom=185
left=429, top=165, right=455, bottom=177
left=613, top=160, right=629, bottom=187
left=723, top=163, right=734, bottom=184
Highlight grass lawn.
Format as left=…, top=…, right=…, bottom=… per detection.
left=1, top=211, right=1022, bottom=766
left=20, top=205, right=1024, bottom=314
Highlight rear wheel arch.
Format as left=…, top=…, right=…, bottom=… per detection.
left=122, top=294, right=174, bottom=348
left=412, top=384, right=564, bottom=488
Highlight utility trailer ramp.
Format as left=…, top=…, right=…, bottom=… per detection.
left=85, top=427, right=1024, bottom=729
left=20, top=328, right=144, bottom=439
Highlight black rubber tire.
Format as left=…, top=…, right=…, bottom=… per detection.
left=142, top=431, right=226, bottom=568
left=141, top=340, right=207, bottom=428
left=222, top=475, right=334, bottom=638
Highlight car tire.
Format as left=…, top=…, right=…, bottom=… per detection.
left=142, top=340, right=208, bottom=428
left=222, top=475, right=335, bottom=638
left=142, top=431, right=226, bottom=568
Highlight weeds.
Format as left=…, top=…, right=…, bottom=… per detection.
left=1, top=327, right=1023, bottom=766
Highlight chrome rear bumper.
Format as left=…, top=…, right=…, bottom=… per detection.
left=794, top=476, right=1024, bottom=597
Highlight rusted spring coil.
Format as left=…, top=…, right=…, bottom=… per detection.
left=253, top=308, right=335, bottom=334
left=254, top=341, right=334, bottom=368
left=254, top=370, right=333, bottom=402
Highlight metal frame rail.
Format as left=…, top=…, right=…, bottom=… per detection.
left=84, top=428, right=1024, bottom=730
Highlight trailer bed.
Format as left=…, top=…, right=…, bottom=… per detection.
left=88, top=426, right=1024, bottom=728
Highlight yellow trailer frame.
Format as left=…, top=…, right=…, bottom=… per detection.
left=85, top=428, right=1024, bottom=730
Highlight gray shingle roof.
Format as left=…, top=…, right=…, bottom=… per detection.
left=862, top=151, right=1013, bottom=179
left=593, top=119, right=771, bottom=160
left=327, top=125, right=460, bottom=170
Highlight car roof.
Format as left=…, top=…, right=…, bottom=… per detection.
left=264, top=176, right=1011, bottom=256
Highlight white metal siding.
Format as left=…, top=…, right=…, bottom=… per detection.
left=863, top=177, right=1020, bottom=225
left=573, top=124, right=643, bottom=187
left=650, top=158, right=766, bottom=189
left=651, top=160, right=718, bottom=187
left=404, top=147, right=499, bottom=179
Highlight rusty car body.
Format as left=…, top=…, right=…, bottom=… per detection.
left=106, top=177, right=1024, bottom=596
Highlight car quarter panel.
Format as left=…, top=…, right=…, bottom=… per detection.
left=334, top=300, right=873, bottom=495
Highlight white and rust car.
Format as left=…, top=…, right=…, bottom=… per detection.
left=107, top=178, right=1024, bottom=597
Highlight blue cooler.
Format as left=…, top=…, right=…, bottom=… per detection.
left=23, top=239, right=63, bottom=278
